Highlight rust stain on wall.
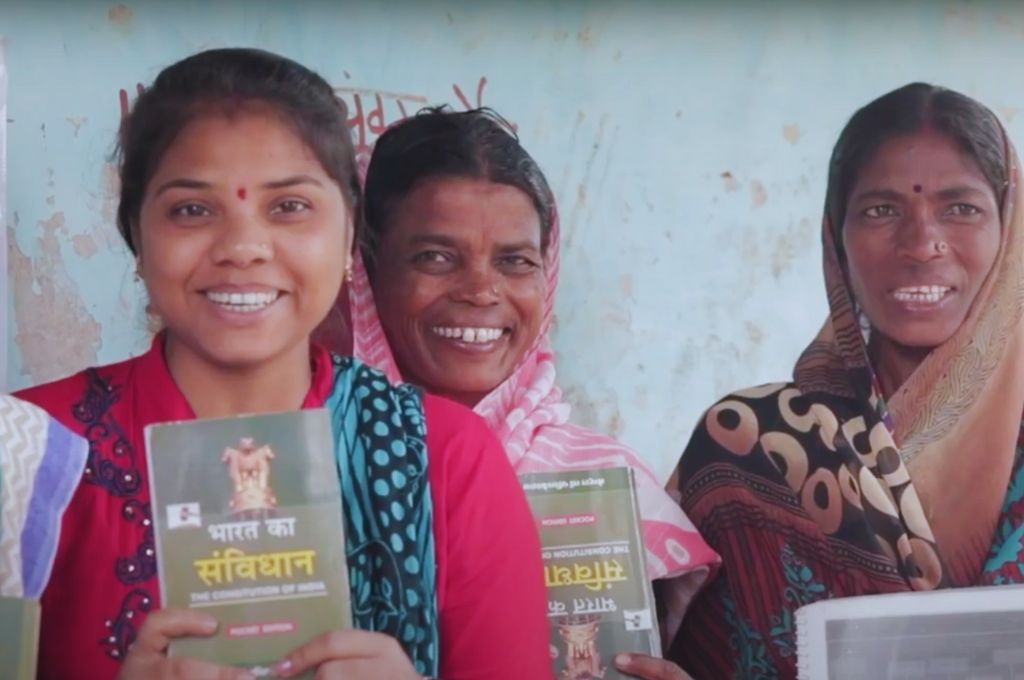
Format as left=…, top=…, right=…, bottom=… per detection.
left=108, top=4, right=133, bottom=26
left=721, top=171, right=740, bottom=192
left=10, top=212, right=102, bottom=384
left=751, top=180, right=768, bottom=208
left=562, top=384, right=624, bottom=439
left=783, top=123, right=802, bottom=145
left=739, top=226, right=760, bottom=272
left=604, top=407, right=623, bottom=438
left=770, top=217, right=814, bottom=278
left=619, top=272, right=634, bottom=299
left=562, top=384, right=598, bottom=429
left=561, top=113, right=607, bottom=254
left=95, top=162, right=126, bottom=251
left=72, top=233, right=98, bottom=259
left=746, top=320, right=764, bottom=345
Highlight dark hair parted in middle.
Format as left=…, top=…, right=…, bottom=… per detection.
left=361, top=106, right=555, bottom=270
left=825, top=82, right=1008, bottom=245
left=116, top=47, right=360, bottom=256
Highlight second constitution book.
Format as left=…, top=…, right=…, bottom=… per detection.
left=521, top=467, right=659, bottom=680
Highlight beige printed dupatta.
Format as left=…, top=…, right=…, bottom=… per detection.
left=668, top=128, right=1024, bottom=677
left=790, top=129, right=1024, bottom=588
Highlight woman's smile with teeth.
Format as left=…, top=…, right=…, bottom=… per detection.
left=205, top=290, right=280, bottom=312
left=432, top=326, right=506, bottom=343
left=891, top=285, right=952, bottom=304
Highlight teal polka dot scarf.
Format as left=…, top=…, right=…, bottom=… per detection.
left=325, top=356, right=439, bottom=676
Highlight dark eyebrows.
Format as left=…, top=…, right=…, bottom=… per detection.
left=851, top=185, right=992, bottom=204
left=406, top=233, right=542, bottom=254
left=261, top=175, right=325, bottom=190
left=849, top=189, right=904, bottom=204
left=496, top=240, right=542, bottom=254
left=408, top=233, right=458, bottom=248
left=935, top=185, right=989, bottom=202
left=153, top=178, right=211, bottom=197
left=153, top=175, right=325, bottom=197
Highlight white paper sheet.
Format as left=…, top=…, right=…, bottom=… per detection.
left=797, top=585, right=1024, bottom=679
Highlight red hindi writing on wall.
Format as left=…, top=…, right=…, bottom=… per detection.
left=118, top=76, right=510, bottom=180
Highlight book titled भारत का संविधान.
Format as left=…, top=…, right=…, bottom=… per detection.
left=146, top=408, right=350, bottom=678
left=521, top=467, right=660, bottom=680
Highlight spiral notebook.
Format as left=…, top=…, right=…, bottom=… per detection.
left=796, top=584, right=1024, bottom=679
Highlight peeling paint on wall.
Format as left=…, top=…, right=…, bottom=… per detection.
left=72, top=233, right=98, bottom=258
left=10, top=211, right=102, bottom=383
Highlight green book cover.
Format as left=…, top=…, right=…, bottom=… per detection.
left=0, top=597, right=40, bottom=680
left=521, top=467, right=660, bottom=680
left=146, top=409, right=350, bottom=677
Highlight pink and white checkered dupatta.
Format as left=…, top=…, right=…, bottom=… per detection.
left=349, top=215, right=718, bottom=587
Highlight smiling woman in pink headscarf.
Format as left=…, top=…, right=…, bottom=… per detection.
left=342, top=107, right=719, bottom=665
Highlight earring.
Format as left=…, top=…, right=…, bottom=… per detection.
left=344, top=262, right=354, bottom=283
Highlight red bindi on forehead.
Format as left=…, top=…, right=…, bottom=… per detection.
left=913, top=184, right=922, bottom=193
left=237, top=187, right=247, bottom=200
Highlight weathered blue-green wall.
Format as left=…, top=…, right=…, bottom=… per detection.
left=5, top=0, right=1022, bottom=477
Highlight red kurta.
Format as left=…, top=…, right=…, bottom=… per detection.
left=17, top=339, right=552, bottom=680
